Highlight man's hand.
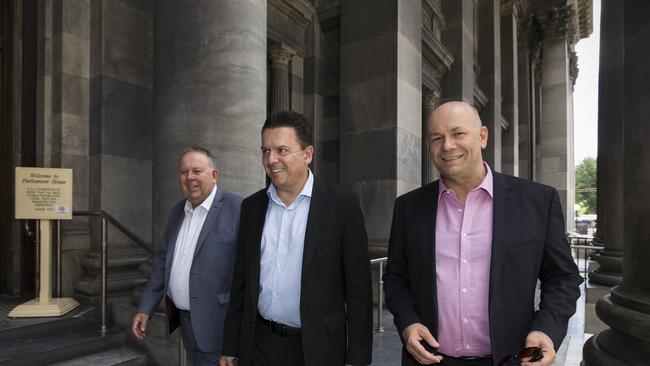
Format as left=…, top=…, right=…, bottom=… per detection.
left=219, top=356, right=237, bottom=366
left=522, top=331, right=555, bottom=366
left=131, top=313, right=150, bottom=340
left=403, top=323, right=443, bottom=364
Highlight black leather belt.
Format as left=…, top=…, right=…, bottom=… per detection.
left=438, top=353, right=492, bottom=361
left=257, top=313, right=301, bottom=337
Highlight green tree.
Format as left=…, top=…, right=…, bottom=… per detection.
left=575, top=157, right=597, bottom=214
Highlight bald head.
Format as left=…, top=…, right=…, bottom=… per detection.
left=429, top=101, right=482, bottom=131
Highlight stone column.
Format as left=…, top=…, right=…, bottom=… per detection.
left=588, top=0, right=623, bottom=287
left=422, top=89, right=440, bottom=184
left=583, top=2, right=650, bottom=363
left=517, top=16, right=539, bottom=181
left=500, top=2, right=518, bottom=176
left=153, top=1, right=267, bottom=245
left=441, top=0, right=474, bottom=103
left=538, top=11, right=575, bottom=229
left=477, top=0, right=502, bottom=171
left=269, top=43, right=295, bottom=113
left=340, top=0, right=421, bottom=256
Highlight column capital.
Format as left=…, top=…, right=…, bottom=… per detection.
left=269, top=43, right=296, bottom=69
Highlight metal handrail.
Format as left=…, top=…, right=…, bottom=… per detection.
left=371, top=257, right=388, bottom=332
left=72, top=210, right=153, bottom=254
left=54, top=210, right=153, bottom=333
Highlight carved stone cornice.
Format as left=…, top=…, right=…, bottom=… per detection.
left=268, top=0, right=315, bottom=31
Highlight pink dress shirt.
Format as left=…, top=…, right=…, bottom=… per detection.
left=435, top=163, right=493, bottom=357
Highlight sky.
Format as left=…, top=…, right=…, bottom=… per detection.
left=572, top=0, right=601, bottom=165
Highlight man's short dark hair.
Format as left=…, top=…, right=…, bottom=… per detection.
left=262, top=111, right=313, bottom=149
left=179, top=146, right=216, bottom=168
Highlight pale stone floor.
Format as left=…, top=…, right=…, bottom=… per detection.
left=371, top=284, right=589, bottom=366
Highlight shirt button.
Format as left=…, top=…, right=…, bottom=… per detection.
left=463, top=318, right=468, bottom=323
left=466, top=345, right=471, bottom=349
left=462, top=259, right=467, bottom=264
left=462, top=288, right=467, bottom=293
left=463, top=233, right=467, bottom=237
left=458, top=209, right=462, bottom=213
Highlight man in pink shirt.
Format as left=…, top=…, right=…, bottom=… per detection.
left=384, top=101, right=581, bottom=366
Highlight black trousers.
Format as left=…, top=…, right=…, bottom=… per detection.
left=252, top=315, right=305, bottom=366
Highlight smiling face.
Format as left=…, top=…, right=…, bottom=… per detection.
left=427, top=101, right=488, bottom=185
left=177, top=151, right=218, bottom=207
left=261, top=126, right=313, bottom=197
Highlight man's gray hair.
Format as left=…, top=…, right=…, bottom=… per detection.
left=179, top=146, right=216, bottom=169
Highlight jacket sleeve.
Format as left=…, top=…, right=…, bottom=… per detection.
left=137, top=212, right=175, bottom=315
left=531, top=189, right=583, bottom=348
left=383, top=196, right=422, bottom=337
left=342, top=192, right=373, bottom=365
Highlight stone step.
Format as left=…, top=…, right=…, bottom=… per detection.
left=0, top=315, right=87, bottom=346
left=74, top=272, right=149, bottom=296
left=81, top=247, right=151, bottom=270
left=49, top=345, right=146, bottom=366
left=0, top=322, right=125, bottom=366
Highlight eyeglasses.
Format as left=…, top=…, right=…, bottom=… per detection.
left=498, top=347, right=543, bottom=366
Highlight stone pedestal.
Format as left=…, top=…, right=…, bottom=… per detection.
left=153, top=0, right=267, bottom=245
left=583, top=1, right=650, bottom=364
left=340, top=0, right=421, bottom=256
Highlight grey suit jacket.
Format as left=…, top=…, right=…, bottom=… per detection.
left=138, top=188, right=242, bottom=352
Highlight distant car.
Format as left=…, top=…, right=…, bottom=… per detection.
left=575, top=214, right=597, bottom=236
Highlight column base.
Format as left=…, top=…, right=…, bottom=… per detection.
left=588, top=248, right=623, bottom=286
left=582, top=286, right=650, bottom=365
left=8, top=297, right=80, bottom=317
left=588, top=270, right=622, bottom=287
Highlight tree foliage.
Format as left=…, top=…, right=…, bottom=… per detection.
left=575, top=157, right=597, bottom=214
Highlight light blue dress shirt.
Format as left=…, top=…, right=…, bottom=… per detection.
left=257, top=170, right=314, bottom=327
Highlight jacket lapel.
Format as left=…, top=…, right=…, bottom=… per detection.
left=164, top=203, right=185, bottom=282
left=420, top=182, right=439, bottom=308
left=489, top=172, right=513, bottom=301
left=301, top=178, right=331, bottom=279
left=250, top=191, right=269, bottom=307
left=192, top=188, right=225, bottom=261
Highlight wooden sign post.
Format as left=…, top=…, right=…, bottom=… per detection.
left=9, top=167, right=79, bottom=317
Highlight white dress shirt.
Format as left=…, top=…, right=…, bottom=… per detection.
left=168, top=185, right=217, bottom=310
left=258, top=170, right=314, bottom=327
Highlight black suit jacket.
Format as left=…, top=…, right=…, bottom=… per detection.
left=383, top=172, right=582, bottom=365
left=222, top=178, right=373, bottom=366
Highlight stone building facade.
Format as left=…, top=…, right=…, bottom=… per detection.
left=0, top=0, right=592, bottom=363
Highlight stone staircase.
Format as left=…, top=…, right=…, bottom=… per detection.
left=73, top=245, right=151, bottom=304
left=0, top=303, right=146, bottom=366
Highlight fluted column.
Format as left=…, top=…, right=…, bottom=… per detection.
left=500, top=2, right=518, bottom=176
left=269, top=44, right=295, bottom=113
left=588, top=0, right=623, bottom=287
left=422, top=89, right=440, bottom=184
left=153, top=0, right=267, bottom=246
left=477, top=0, right=502, bottom=171
left=441, top=0, right=475, bottom=103
left=583, top=1, right=650, bottom=364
